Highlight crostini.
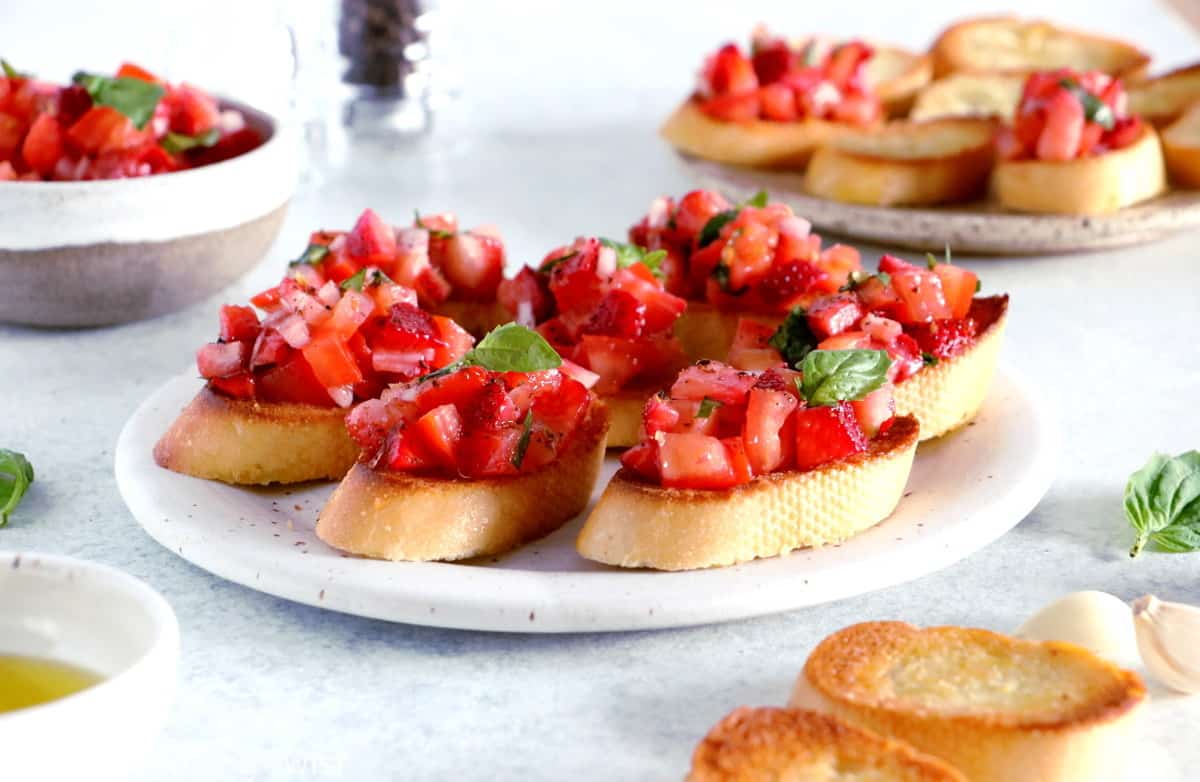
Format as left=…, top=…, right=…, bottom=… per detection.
left=496, top=237, right=689, bottom=447
left=661, top=31, right=884, bottom=168
left=804, top=117, right=997, bottom=206
left=154, top=209, right=477, bottom=485
left=791, top=621, right=1148, bottom=782
left=992, top=68, right=1166, bottom=215
left=908, top=72, right=1024, bottom=122
left=576, top=354, right=919, bottom=570
left=687, top=707, right=967, bottom=782
left=929, top=16, right=1149, bottom=79
left=1161, top=101, right=1200, bottom=188
left=1129, top=62, right=1200, bottom=126
left=863, top=44, right=934, bottom=118
left=316, top=325, right=609, bottom=561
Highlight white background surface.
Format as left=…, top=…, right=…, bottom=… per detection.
left=2, top=0, right=1199, bottom=779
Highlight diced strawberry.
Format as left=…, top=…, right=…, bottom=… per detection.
left=414, top=365, right=491, bottom=413
left=413, top=267, right=453, bottom=307
left=890, top=268, right=952, bottom=323
left=861, top=313, right=902, bottom=344
left=256, top=354, right=335, bottom=406
left=250, top=330, right=290, bottom=368
left=752, top=42, right=795, bottom=84
left=462, top=380, right=519, bottom=431
left=699, top=91, right=760, bottom=122
left=620, top=440, right=660, bottom=481
left=758, top=83, right=798, bottom=121
left=885, top=333, right=925, bottom=383
left=931, top=263, right=978, bottom=320
left=197, top=341, right=248, bottom=378
left=610, top=268, right=686, bottom=334
left=1107, top=116, right=1143, bottom=149
left=67, top=106, right=140, bottom=155
left=743, top=387, right=799, bottom=473
left=209, top=371, right=255, bottom=400
left=558, top=359, right=600, bottom=389
left=20, top=113, right=64, bottom=176
left=166, top=83, right=219, bottom=135
left=411, top=403, right=463, bottom=468
left=642, top=394, right=682, bottom=436
left=345, top=398, right=392, bottom=453
left=431, top=315, right=474, bottom=366
left=548, top=239, right=606, bottom=316
left=578, top=335, right=642, bottom=394
left=826, top=41, right=873, bottom=90
left=456, top=427, right=522, bottom=477
left=817, top=330, right=872, bottom=351
left=375, top=303, right=439, bottom=351
left=497, top=266, right=553, bottom=325
left=439, top=232, right=504, bottom=300
left=723, top=437, right=754, bottom=484
left=758, top=259, right=827, bottom=309
left=792, top=402, right=868, bottom=470
left=727, top=318, right=783, bottom=371
left=657, top=432, right=737, bottom=490
left=878, top=254, right=919, bottom=275
left=815, top=244, right=862, bottom=291
left=116, top=62, right=163, bottom=83
left=346, top=208, right=397, bottom=264
left=0, top=161, right=16, bottom=180
left=301, top=334, right=363, bottom=389
left=582, top=289, right=647, bottom=339
left=531, top=375, right=590, bottom=434
left=726, top=219, right=775, bottom=289
left=851, top=386, right=896, bottom=437
left=705, top=44, right=759, bottom=95
left=384, top=431, right=432, bottom=472
left=908, top=317, right=978, bottom=360
left=855, top=275, right=902, bottom=318
left=672, top=190, right=731, bottom=240
left=670, top=361, right=758, bottom=405
left=806, top=294, right=865, bottom=340
left=218, top=304, right=261, bottom=343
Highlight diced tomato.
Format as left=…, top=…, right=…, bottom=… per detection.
left=19, top=113, right=64, bottom=176
left=670, top=361, right=758, bottom=405
left=851, top=386, right=896, bottom=437
left=657, top=432, right=738, bottom=489
left=806, top=293, right=864, bottom=340
left=792, top=402, right=868, bottom=471
left=931, top=263, right=978, bottom=320
left=890, top=268, right=952, bottom=323
left=743, top=387, right=799, bottom=473
left=196, top=341, right=248, bottom=378
left=218, top=305, right=261, bottom=343
left=301, top=334, right=363, bottom=390
left=346, top=208, right=397, bottom=264
left=410, top=403, right=463, bottom=468
left=67, top=106, right=140, bottom=155
left=209, top=371, right=255, bottom=400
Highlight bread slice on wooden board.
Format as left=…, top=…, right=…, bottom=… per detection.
left=865, top=46, right=934, bottom=118
left=991, top=123, right=1166, bottom=214
left=660, top=99, right=849, bottom=168
left=154, top=387, right=358, bottom=485
left=1162, top=101, right=1200, bottom=187
left=804, top=118, right=997, bottom=207
left=316, top=403, right=609, bottom=561
left=790, top=621, right=1148, bottom=782
left=909, top=73, right=1025, bottom=122
left=576, top=415, right=918, bottom=571
left=686, top=706, right=967, bottom=782
left=1128, top=63, right=1200, bottom=126
left=930, top=16, right=1150, bottom=78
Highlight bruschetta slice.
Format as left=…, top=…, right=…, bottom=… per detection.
left=791, top=622, right=1147, bottom=782
left=154, top=209, right=477, bottom=485
left=930, top=16, right=1150, bottom=79
left=687, top=707, right=967, bottom=782
left=495, top=237, right=690, bottom=448
left=576, top=355, right=919, bottom=570
left=316, top=325, right=609, bottom=561
left=661, top=32, right=883, bottom=168
left=908, top=72, right=1025, bottom=122
left=1128, top=62, right=1200, bottom=126
left=992, top=69, right=1166, bottom=214
left=804, top=118, right=997, bottom=206
left=864, top=45, right=934, bottom=118
left=1162, top=101, right=1200, bottom=187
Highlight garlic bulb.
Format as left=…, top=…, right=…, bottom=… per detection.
left=1133, top=595, right=1200, bottom=694
left=1015, top=591, right=1139, bottom=665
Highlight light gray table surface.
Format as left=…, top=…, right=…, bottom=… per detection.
left=2, top=1, right=1200, bottom=779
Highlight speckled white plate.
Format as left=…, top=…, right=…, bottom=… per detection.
left=115, top=367, right=1056, bottom=633
left=681, top=154, right=1200, bottom=256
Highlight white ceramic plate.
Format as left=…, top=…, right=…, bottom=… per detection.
left=115, top=368, right=1056, bottom=633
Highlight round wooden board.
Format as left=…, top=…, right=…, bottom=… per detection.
left=680, top=154, right=1200, bottom=255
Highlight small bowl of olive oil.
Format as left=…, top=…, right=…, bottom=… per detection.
left=0, top=551, right=179, bottom=782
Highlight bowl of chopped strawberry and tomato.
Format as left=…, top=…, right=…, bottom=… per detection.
left=0, top=60, right=293, bottom=327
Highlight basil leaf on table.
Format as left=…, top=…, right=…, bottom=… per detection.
left=72, top=72, right=165, bottom=129
left=1126, top=451, right=1200, bottom=557
left=798, top=349, right=891, bottom=406
left=0, top=449, right=34, bottom=527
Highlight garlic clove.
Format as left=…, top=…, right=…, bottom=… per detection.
left=1015, top=590, right=1139, bottom=665
left=1133, top=595, right=1200, bottom=695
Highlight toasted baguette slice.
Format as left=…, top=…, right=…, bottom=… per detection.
left=661, top=99, right=850, bottom=168
left=687, top=707, right=967, bottom=782
left=791, top=622, right=1148, bottom=782
left=930, top=17, right=1150, bottom=78
left=576, top=415, right=918, bottom=571
left=909, top=73, right=1025, bottom=122
left=1161, top=101, right=1200, bottom=187
left=432, top=298, right=511, bottom=339
left=804, top=118, right=997, bottom=206
left=316, top=403, right=609, bottom=561
left=991, top=124, right=1166, bottom=214
left=1129, top=63, right=1200, bottom=126
left=865, top=46, right=934, bottom=118
left=673, top=296, right=1007, bottom=441
left=153, top=387, right=358, bottom=485
left=601, top=387, right=657, bottom=449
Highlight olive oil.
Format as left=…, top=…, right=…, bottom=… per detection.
left=0, top=654, right=102, bottom=713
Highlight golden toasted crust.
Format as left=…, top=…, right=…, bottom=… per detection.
left=576, top=416, right=918, bottom=571
left=661, top=99, right=852, bottom=169
left=804, top=118, right=997, bottom=206
left=1128, top=63, right=1200, bottom=126
left=316, top=403, right=609, bottom=561
left=1161, top=101, right=1200, bottom=188
left=792, top=622, right=1147, bottom=782
left=930, top=16, right=1150, bottom=79
left=866, top=46, right=935, bottom=118
left=909, top=73, right=1025, bottom=122
left=601, top=387, right=659, bottom=449
left=991, top=124, right=1166, bottom=214
left=432, top=298, right=511, bottom=339
left=153, top=387, right=357, bottom=485
left=687, top=707, right=967, bottom=782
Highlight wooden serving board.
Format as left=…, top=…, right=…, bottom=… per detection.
left=681, top=154, right=1200, bottom=256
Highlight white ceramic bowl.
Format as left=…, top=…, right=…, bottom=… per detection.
left=0, top=99, right=296, bottom=327
left=0, top=551, right=180, bottom=781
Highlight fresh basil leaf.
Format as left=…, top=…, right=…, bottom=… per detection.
left=160, top=128, right=219, bottom=155
left=540, top=251, right=577, bottom=274
left=1058, top=78, right=1115, bottom=131
left=0, top=449, right=34, bottom=527
left=290, top=243, right=330, bottom=268
left=975, top=279, right=982, bottom=293
left=697, top=398, right=721, bottom=418
left=922, top=352, right=939, bottom=366
left=600, top=238, right=667, bottom=280
left=1, top=59, right=28, bottom=79
left=800, top=349, right=891, bottom=406
left=468, top=323, right=562, bottom=372
left=769, top=309, right=818, bottom=369
left=413, top=210, right=454, bottom=240
left=745, top=190, right=769, bottom=208
left=1126, top=451, right=1200, bottom=557
left=840, top=270, right=890, bottom=292
left=511, top=411, right=535, bottom=468
left=340, top=267, right=394, bottom=291
left=72, top=72, right=164, bottom=129
left=697, top=209, right=737, bottom=248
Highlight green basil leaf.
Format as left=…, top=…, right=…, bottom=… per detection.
left=160, top=128, right=219, bottom=155
left=697, top=209, right=737, bottom=248
left=540, top=251, right=577, bottom=274
left=1058, top=78, right=1115, bottom=130
left=768, top=308, right=819, bottom=369
left=922, top=352, right=939, bottom=366
left=1, top=59, right=28, bottom=79
left=511, top=411, right=535, bottom=468
left=340, top=267, right=394, bottom=291
left=413, top=210, right=454, bottom=239
left=72, top=72, right=164, bottom=129
left=1152, top=525, right=1200, bottom=553
left=697, top=398, right=721, bottom=418
left=800, top=349, right=891, bottom=406
left=1126, top=451, right=1200, bottom=557
left=467, top=323, right=562, bottom=372
left=745, top=190, right=769, bottom=208
left=840, top=270, right=890, bottom=292
left=0, top=449, right=34, bottom=527
left=600, top=238, right=667, bottom=280
left=290, top=243, right=330, bottom=268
